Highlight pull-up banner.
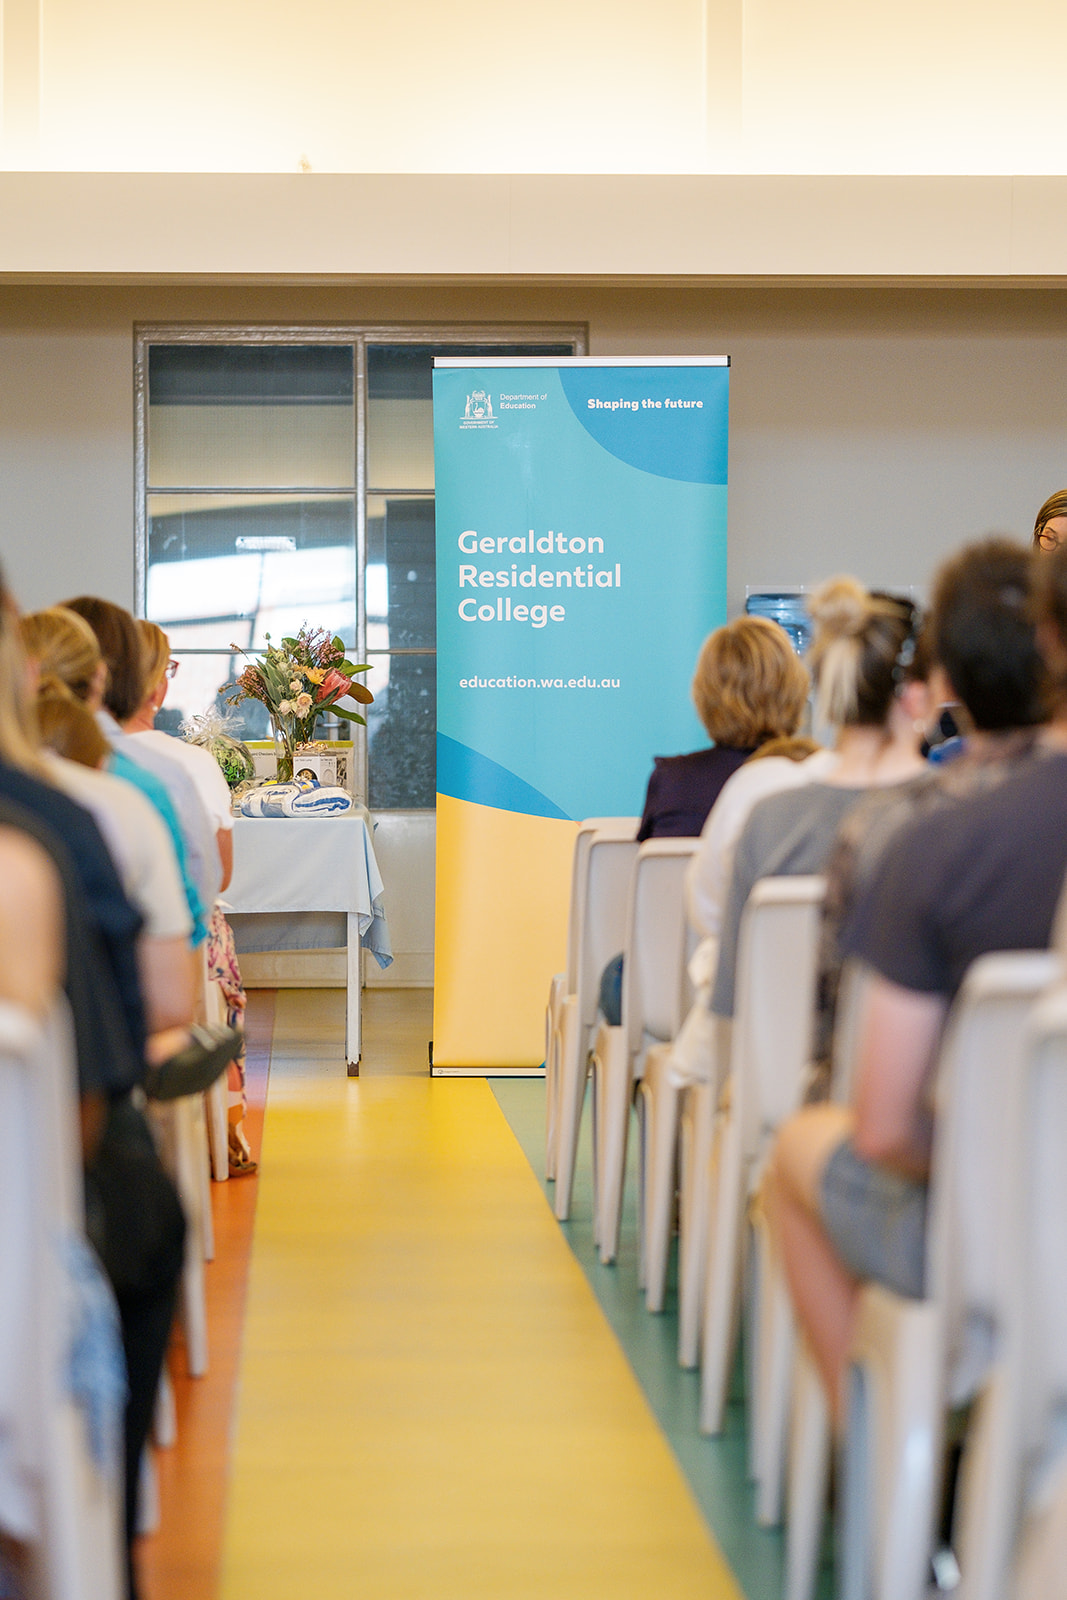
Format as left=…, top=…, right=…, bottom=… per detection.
left=431, top=358, right=729, bottom=1073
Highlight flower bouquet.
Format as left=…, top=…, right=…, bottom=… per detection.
left=224, top=626, right=373, bottom=782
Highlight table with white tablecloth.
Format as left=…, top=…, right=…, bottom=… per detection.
left=224, top=814, right=391, bottom=1071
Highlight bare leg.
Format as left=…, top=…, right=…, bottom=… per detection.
left=767, top=1102, right=859, bottom=1425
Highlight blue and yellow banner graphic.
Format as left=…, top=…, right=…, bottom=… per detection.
left=432, top=358, right=729, bottom=1071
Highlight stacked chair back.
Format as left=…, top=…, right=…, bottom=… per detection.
left=545, top=818, right=637, bottom=1180
left=552, top=824, right=640, bottom=1221
left=827, top=949, right=1061, bottom=1600
left=699, top=875, right=826, bottom=1438
left=0, top=999, right=124, bottom=1600
left=591, top=838, right=697, bottom=1263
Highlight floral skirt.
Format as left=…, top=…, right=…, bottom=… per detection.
left=206, top=903, right=247, bottom=1117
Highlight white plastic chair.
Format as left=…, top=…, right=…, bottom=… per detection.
left=589, top=838, right=696, bottom=1265
left=949, top=976, right=1067, bottom=1600
left=676, top=1073, right=719, bottom=1366
left=0, top=999, right=124, bottom=1600
left=639, top=999, right=724, bottom=1316
left=698, top=875, right=826, bottom=1452
left=553, top=827, right=640, bottom=1222
left=786, top=951, right=1061, bottom=1600
left=545, top=819, right=637, bottom=1182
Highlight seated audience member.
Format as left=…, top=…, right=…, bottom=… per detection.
left=1033, top=488, right=1067, bottom=553
left=33, top=680, right=197, bottom=1041
left=129, top=622, right=255, bottom=1173
left=636, top=615, right=811, bottom=840
left=62, top=595, right=221, bottom=909
left=664, top=733, right=830, bottom=1089
left=600, top=616, right=810, bottom=1023
left=688, top=733, right=835, bottom=956
left=768, top=540, right=1067, bottom=1422
left=127, top=622, right=234, bottom=891
left=710, top=578, right=928, bottom=1025
left=20, top=606, right=207, bottom=944
left=0, top=571, right=185, bottom=1600
left=817, top=538, right=1049, bottom=1070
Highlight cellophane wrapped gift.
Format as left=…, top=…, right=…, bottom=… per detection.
left=179, top=709, right=256, bottom=790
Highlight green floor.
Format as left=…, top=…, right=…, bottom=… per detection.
left=491, top=1078, right=833, bottom=1600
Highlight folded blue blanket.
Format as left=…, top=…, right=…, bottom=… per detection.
left=284, top=786, right=353, bottom=815
left=239, top=783, right=355, bottom=817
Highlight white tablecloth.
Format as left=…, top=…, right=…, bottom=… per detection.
left=225, top=815, right=392, bottom=967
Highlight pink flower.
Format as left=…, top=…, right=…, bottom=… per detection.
left=294, top=692, right=313, bottom=715
left=317, top=668, right=352, bottom=702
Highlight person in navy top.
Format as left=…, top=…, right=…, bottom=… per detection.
left=636, top=615, right=810, bottom=840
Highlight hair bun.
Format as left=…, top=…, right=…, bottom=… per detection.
left=807, top=576, right=872, bottom=640
left=36, top=672, right=75, bottom=702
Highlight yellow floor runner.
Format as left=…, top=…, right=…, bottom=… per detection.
left=220, top=1073, right=742, bottom=1600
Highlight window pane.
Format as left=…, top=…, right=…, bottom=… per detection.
left=148, top=344, right=355, bottom=489
left=366, top=652, right=436, bottom=809
left=365, top=342, right=574, bottom=491
left=147, top=493, right=356, bottom=650
left=148, top=651, right=267, bottom=739
left=366, top=496, right=436, bottom=650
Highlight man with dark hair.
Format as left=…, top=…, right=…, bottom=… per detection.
left=769, top=538, right=1067, bottom=1420
left=928, top=536, right=1048, bottom=735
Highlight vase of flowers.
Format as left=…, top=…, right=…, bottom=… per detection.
left=225, top=626, right=373, bottom=782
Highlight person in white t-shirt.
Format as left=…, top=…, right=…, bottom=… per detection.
left=129, top=624, right=257, bottom=1175
left=125, top=623, right=234, bottom=892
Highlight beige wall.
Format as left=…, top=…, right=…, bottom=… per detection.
left=2, top=279, right=1066, bottom=623
left=4, top=0, right=1066, bottom=174
left=4, top=174, right=1067, bottom=278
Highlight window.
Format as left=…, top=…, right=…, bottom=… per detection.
left=136, top=324, right=584, bottom=808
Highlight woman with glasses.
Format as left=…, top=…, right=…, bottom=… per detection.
left=1033, top=489, right=1067, bottom=553
left=128, top=623, right=257, bottom=1175
left=125, top=622, right=234, bottom=895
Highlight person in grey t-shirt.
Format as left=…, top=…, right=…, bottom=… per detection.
left=711, top=576, right=928, bottom=1020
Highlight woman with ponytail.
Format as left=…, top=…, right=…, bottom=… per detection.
left=20, top=607, right=206, bottom=945
left=710, top=576, right=930, bottom=1023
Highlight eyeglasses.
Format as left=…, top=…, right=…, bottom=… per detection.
left=1037, top=529, right=1063, bottom=551
left=165, top=659, right=180, bottom=679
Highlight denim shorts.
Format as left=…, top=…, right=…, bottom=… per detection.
left=819, top=1138, right=928, bottom=1300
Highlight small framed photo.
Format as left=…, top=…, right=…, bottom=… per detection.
left=293, top=744, right=350, bottom=791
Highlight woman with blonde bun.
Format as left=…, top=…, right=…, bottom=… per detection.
left=710, top=577, right=930, bottom=1023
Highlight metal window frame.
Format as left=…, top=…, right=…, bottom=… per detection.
left=134, top=321, right=588, bottom=804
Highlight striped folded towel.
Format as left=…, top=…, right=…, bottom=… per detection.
left=283, top=786, right=353, bottom=815
left=240, top=783, right=303, bottom=817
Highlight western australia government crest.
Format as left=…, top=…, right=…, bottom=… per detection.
left=461, top=389, right=497, bottom=428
